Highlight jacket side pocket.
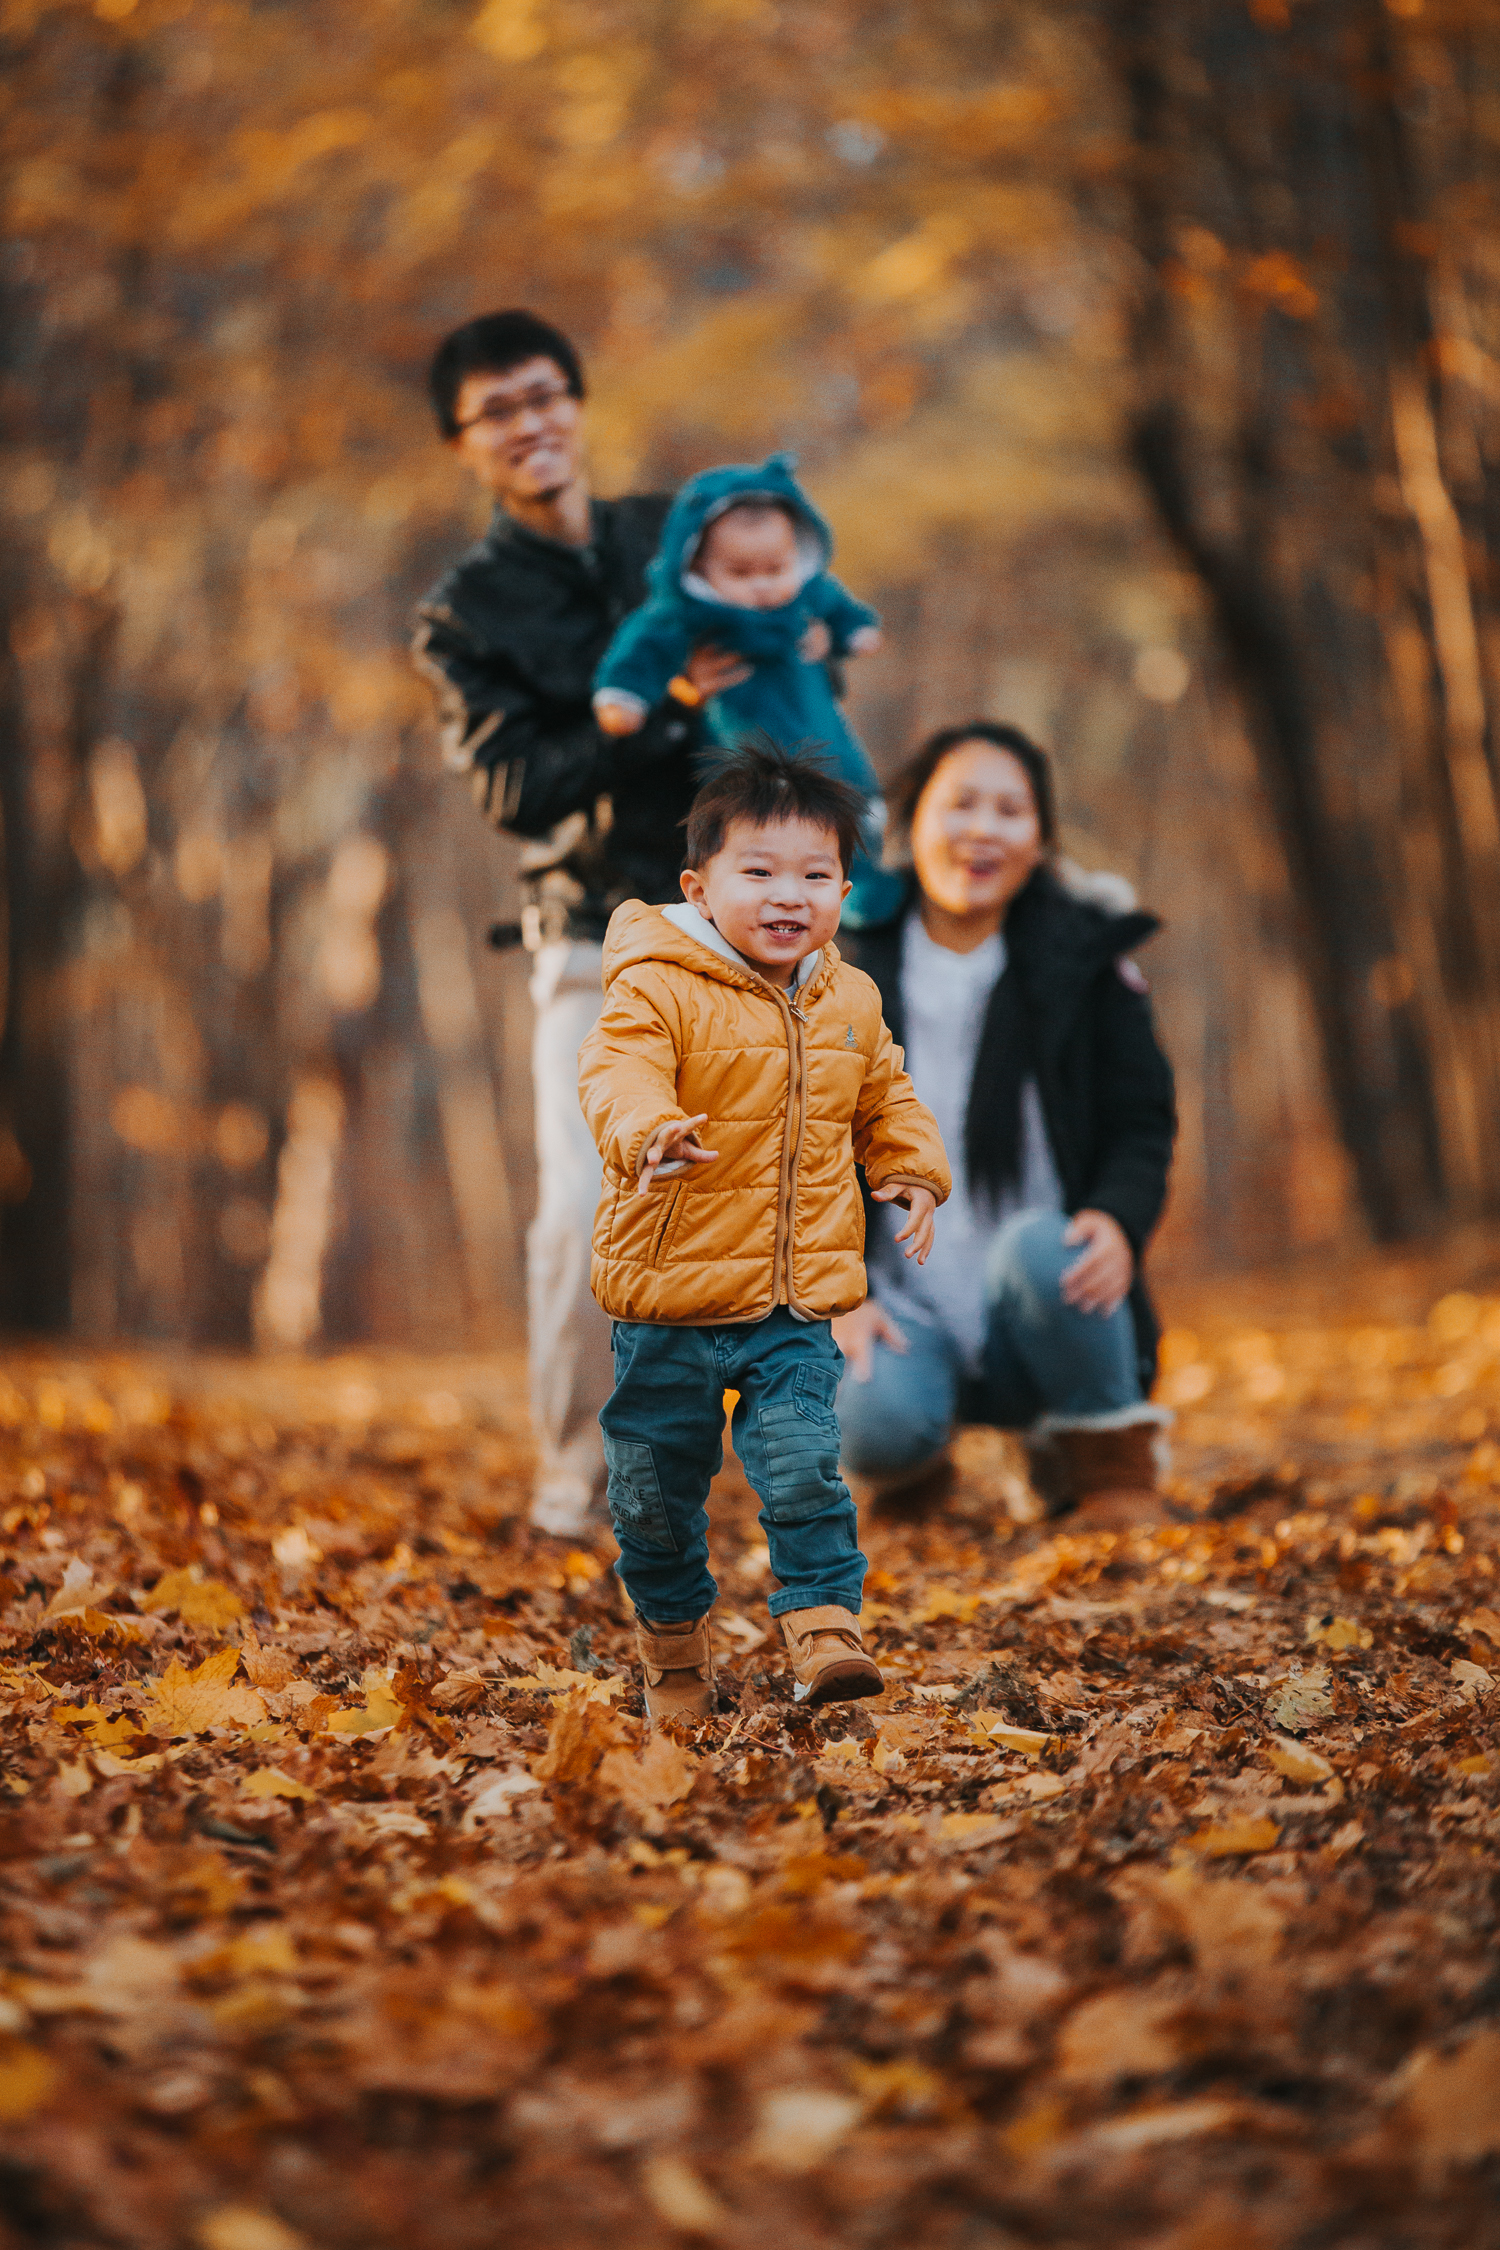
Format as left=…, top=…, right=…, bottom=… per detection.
left=648, top=1183, right=684, bottom=1268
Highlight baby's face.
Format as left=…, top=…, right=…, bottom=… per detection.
left=695, top=507, right=803, bottom=609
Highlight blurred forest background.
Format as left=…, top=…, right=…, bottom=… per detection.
left=4, top=0, right=1500, bottom=1352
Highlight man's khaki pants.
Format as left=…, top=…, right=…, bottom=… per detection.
left=527, top=941, right=613, bottom=1534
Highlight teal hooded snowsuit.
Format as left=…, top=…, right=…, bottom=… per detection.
left=592, top=453, right=905, bottom=926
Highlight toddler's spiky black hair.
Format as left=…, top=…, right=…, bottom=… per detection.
left=684, top=740, right=865, bottom=875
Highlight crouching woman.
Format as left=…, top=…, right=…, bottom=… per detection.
left=835, top=722, right=1177, bottom=1526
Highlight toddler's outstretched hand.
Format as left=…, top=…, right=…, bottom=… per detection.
left=637, top=1114, right=719, bottom=1197
left=873, top=1182, right=937, bottom=1264
left=847, top=625, right=883, bottom=655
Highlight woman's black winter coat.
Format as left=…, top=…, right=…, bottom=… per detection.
left=842, top=867, right=1177, bottom=1393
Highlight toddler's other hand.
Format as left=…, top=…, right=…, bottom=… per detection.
left=874, top=1183, right=937, bottom=1265
left=832, top=1298, right=908, bottom=1383
left=798, top=619, right=832, bottom=663
left=847, top=626, right=883, bottom=655
left=684, top=642, right=752, bottom=698
left=637, top=1113, right=719, bottom=1196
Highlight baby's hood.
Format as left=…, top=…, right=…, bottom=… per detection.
left=649, top=452, right=832, bottom=599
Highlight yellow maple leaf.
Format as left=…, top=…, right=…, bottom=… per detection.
left=970, top=1718, right=1054, bottom=1756
left=0, top=2037, right=58, bottom=2121
left=910, top=1584, right=979, bottom=1625
left=141, top=1648, right=266, bottom=1737
left=1305, top=1613, right=1372, bottom=1652
left=143, top=1566, right=245, bottom=1629
left=325, top=1669, right=403, bottom=1735
left=241, top=1766, right=318, bottom=1802
left=1187, top=1816, right=1281, bottom=1857
left=53, top=1703, right=141, bottom=1751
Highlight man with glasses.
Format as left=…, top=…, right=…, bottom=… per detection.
left=413, top=310, right=739, bottom=1537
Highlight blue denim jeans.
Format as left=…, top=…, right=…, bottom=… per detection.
left=838, top=1210, right=1143, bottom=1477
left=601, top=1308, right=865, bottom=1624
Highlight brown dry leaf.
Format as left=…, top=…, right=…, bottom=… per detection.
left=240, top=1635, right=299, bottom=1692
left=241, top=1767, right=317, bottom=1803
left=640, top=2154, right=728, bottom=2236
left=1186, top=1816, right=1281, bottom=1858
left=1399, top=2027, right=1500, bottom=2172
left=937, top=1810, right=1016, bottom=1851
left=533, top=1686, right=629, bottom=1785
left=1264, top=1734, right=1334, bottom=1784
left=141, top=1648, right=266, bottom=1736
left=1081, top=2098, right=1242, bottom=2153
left=746, top=2086, right=863, bottom=2172
left=1056, top=1987, right=1183, bottom=2083
left=429, top=1667, right=488, bottom=1711
left=45, top=1557, right=109, bottom=1618
left=1451, top=1658, right=1495, bottom=1700
left=1135, top=1866, right=1284, bottom=1968
left=143, top=1565, right=246, bottom=1628
left=1267, top=1665, right=1333, bottom=1732
left=596, top=1731, right=698, bottom=1814
left=1461, top=1606, right=1500, bottom=1644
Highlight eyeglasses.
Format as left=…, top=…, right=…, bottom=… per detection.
left=455, top=380, right=577, bottom=433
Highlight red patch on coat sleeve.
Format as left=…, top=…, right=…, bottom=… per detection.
left=1115, top=956, right=1149, bottom=993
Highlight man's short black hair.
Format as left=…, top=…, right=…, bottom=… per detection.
left=685, top=741, right=866, bottom=876
left=428, top=310, right=585, bottom=439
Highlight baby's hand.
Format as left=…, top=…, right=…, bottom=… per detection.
left=637, top=1114, right=719, bottom=1197
left=847, top=625, right=882, bottom=655
left=798, top=619, right=832, bottom=664
left=594, top=693, right=646, bottom=737
left=873, top=1182, right=937, bottom=1264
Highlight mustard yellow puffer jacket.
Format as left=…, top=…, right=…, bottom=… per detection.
left=578, top=901, right=950, bottom=1324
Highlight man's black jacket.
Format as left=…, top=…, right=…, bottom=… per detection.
left=841, top=867, right=1177, bottom=1391
left=413, top=496, right=704, bottom=943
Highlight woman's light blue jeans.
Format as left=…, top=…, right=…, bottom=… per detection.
left=837, top=1210, right=1142, bottom=1477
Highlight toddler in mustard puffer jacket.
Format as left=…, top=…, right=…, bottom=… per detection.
left=577, top=743, right=950, bottom=1724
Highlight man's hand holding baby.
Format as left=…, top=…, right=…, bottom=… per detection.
left=637, top=1113, right=718, bottom=1196
left=871, top=1182, right=937, bottom=1264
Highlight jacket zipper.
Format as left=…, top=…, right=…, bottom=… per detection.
left=780, top=994, right=810, bottom=1312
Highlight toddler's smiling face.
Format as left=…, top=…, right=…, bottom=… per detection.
left=679, top=814, right=850, bottom=988
left=694, top=504, right=804, bottom=610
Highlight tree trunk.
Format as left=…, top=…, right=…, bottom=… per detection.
left=1110, top=0, right=1500, bottom=1238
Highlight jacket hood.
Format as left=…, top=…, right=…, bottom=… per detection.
left=602, top=899, right=835, bottom=999
left=648, top=453, right=833, bottom=602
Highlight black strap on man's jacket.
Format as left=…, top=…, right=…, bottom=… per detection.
left=842, top=869, right=1177, bottom=1388
left=412, top=495, right=705, bottom=942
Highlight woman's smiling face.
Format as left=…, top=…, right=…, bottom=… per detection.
left=909, top=740, right=1046, bottom=924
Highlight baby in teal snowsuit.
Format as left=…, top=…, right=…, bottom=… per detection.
left=592, top=453, right=905, bottom=927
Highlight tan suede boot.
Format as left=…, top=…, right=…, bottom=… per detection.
left=779, top=1606, right=883, bottom=1705
left=1024, top=1412, right=1171, bottom=1531
left=636, top=1613, right=715, bottom=1724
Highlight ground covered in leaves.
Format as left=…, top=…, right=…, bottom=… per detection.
left=2, top=1267, right=1499, bottom=2250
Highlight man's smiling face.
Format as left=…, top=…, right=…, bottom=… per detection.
left=679, top=814, right=851, bottom=989
left=450, top=355, right=584, bottom=510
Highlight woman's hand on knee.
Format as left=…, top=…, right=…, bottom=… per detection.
left=1060, top=1209, right=1134, bottom=1316
left=832, top=1299, right=908, bottom=1383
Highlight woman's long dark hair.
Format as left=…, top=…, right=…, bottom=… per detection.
left=893, top=721, right=1057, bottom=1208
